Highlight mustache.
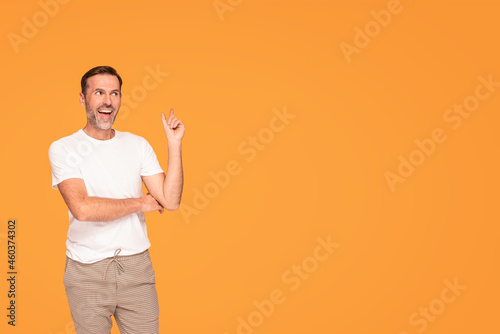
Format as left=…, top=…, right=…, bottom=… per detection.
left=97, top=105, right=116, bottom=112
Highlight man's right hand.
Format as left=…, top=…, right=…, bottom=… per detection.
left=141, top=193, right=164, bottom=214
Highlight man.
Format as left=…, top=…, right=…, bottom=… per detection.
left=48, top=65, right=184, bottom=333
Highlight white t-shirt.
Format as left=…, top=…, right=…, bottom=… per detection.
left=48, top=129, right=164, bottom=263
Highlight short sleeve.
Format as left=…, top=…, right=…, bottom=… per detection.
left=48, top=141, right=83, bottom=189
left=140, top=138, right=164, bottom=176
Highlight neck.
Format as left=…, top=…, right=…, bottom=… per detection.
left=83, top=124, right=115, bottom=140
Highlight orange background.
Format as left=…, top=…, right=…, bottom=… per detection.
left=1, top=0, right=499, bottom=333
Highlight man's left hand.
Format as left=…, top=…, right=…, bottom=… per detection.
left=161, top=108, right=185, bottom=142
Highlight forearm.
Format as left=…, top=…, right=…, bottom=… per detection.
left=76, top=197, right=142, bottom=222
left=163, top=140, right=183, bottom=210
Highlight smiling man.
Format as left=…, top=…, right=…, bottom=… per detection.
left=48, top=65, right=184, bottom=333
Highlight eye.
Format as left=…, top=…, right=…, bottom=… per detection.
left=96, top=91, right=102, bottom=95
left=112, top=92, right=118, bottom=96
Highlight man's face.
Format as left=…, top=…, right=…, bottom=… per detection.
left=79, top=74, right=121, bottom=131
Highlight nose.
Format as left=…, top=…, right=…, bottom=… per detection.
left=104, top=93, right=112, bottom=105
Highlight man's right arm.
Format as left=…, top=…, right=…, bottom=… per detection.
left=57, top=178, right=163, bottom=222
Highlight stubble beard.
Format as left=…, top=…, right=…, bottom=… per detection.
left=85, top=101, right=118, bottom=131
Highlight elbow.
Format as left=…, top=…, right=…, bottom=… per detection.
left=165, top=205, right=180, bottom=211
left=162, top=195, right=181, bottom=211
left=72, top=208, right=87, bottom=221
left=164, top=202, right=180, bottom=211
left=71, top=204, right=89, bottom=221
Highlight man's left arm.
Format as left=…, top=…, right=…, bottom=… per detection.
left=142, top=108, right=185, bottom=211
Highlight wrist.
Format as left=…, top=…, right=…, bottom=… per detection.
left=168, top=139, right=182, bottom=149
left=135, top=197, right=145, bottom=212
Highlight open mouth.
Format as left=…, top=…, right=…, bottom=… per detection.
left=98, top=109, right=113, bottom=115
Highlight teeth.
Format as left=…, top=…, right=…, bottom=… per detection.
left=99, top=110, right=112, bottom=114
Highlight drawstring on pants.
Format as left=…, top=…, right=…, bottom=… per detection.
left=103, top=248, right=124, bottom=280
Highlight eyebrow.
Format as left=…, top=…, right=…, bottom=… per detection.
left=93, top=88, right=121, bottom=93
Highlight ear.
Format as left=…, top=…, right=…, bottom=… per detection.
left=79, top=92, right=85, bottom=107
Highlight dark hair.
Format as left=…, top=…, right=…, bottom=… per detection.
left=81, top=65, right=123, bottom=96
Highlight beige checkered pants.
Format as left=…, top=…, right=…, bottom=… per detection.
left=64, top=249, right=159, bottom=334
